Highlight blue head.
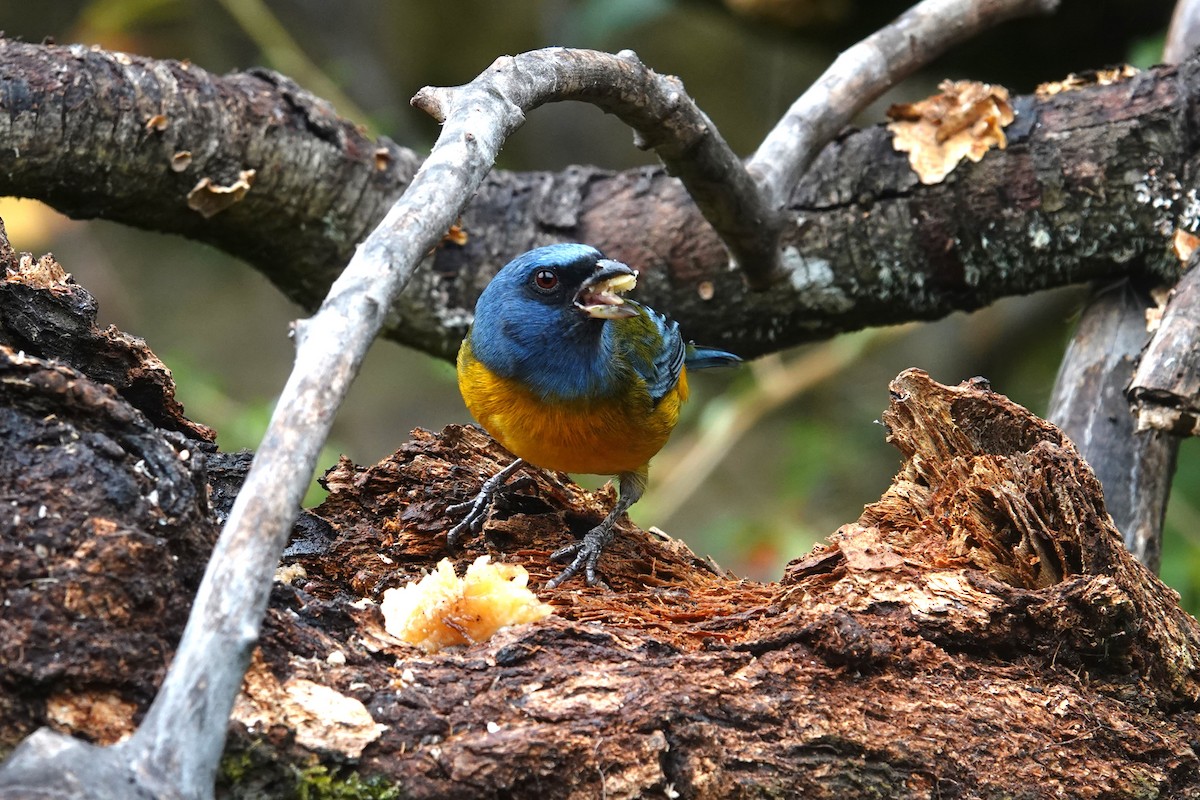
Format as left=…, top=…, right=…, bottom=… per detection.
left=468, top=243, right=640, bottom=400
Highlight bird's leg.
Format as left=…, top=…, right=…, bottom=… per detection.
left=547, top=468, right=647, bottom=588
left=446, top=458, right=525, bottom=549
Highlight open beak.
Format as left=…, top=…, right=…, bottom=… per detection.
left=574, top=259, right=639, bottom=319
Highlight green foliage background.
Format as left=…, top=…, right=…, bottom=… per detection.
left=2, top=0, right=1197, bottom=609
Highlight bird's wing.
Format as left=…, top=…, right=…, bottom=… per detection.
left=617, top=303, right=686, bottom=406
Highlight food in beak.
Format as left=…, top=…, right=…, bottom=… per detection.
left=575, top=263, right=639, bottom=319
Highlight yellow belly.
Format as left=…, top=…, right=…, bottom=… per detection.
left=457, top=345, right=688, bottom=476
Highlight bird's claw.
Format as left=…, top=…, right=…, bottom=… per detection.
left=445, top=498, right=489, bottom=549
left=445, top=458, right=525, bottom=550
left=546, top=527, right=615, bottom=588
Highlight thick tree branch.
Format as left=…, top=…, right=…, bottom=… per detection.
left=0, top=38, right=1193, bottom=362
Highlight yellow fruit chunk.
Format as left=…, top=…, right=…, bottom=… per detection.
left=380, top=556, right=553, bottom=653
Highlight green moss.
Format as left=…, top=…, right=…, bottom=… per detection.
left=291, top=762, right=402, bottom=800
left=218, top=740, right=403, bottom=800
left=1120, top=766, right=1164, bottom=800
left=219, top=746, right=258, bottom=785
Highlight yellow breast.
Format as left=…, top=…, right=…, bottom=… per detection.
left=457, top=341, right=688, bottom=476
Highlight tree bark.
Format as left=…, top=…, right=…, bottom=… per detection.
left=1131, top=261, right=1200, bottom=436
left=1048, top=279, right=1178, bottom=571
left=2, top=251, right=1198, bottom=798
left=0, top=243, right=217, bottom=750
left=0, top=38, right=1196, bottom=360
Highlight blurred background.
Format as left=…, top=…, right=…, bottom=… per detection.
left=2, top=0, right=1197, bottom=607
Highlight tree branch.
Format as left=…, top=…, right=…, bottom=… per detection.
left=0, top=37, right=1192, bottom=362
left=749, top=0, right=1060, bottom=211
left=1047, top=280, right=1176, bottom=570
left=415, top=47, right=782, bottom=288
left=1046, top=2, right=1200, bottom=571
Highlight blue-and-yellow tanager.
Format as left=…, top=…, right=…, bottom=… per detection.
left=449, top=243, right=740, bottom=587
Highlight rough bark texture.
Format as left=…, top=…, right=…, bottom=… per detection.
left=0, top=222, right=215, bottom=444
left=2, top=252, right=1199, bottom=797
left=0, top=38, right=1197, bottom=360
left=0, top=256, right=218, bottom=751
left=1131, top=262, right=1200, bottom=436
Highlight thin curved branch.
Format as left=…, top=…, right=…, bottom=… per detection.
left=410, top=0, right=1059, bottom=290
left=749, top=0, right=1060, bottom=212
left=123, top=35, right=535, bottom=793
left=415, top=47, right=783, bottom=287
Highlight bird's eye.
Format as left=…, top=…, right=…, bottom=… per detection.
left=533, top=269, right=559, bottom=291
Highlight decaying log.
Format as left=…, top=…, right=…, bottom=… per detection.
left=0, top=222, right=215, bottom=444
left=3, top=252, right=1200, bottom=796
left=0, top=378, right=214, bottom=744
left=218, top=374, right=1200, bottom=797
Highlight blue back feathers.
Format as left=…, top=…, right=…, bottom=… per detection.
left=469, top=243, right=740, bottom=404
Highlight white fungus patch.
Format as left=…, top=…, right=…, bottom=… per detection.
left=1029, top=224, right=1051, bottom=250
left=1178, top=188, right=1200, bottom=233
left=1131, top=167, right=1184, bottom=237
left=781, top=246, right=854, bottom=313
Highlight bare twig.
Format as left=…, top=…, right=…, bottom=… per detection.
left=413, top=48, right=782, bottom=286
left=126, top=60, right=533, bottom=794
left=1130, top=262, right=1200, bottom=437
left=749, top=0, right=1060, bottom=214
left=413, top=0, right=1059, bottom=290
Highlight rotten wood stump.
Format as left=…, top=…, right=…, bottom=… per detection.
left=2, top=245, right=1200, bottom=798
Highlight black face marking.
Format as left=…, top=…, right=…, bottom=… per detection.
left=521, top=252, right=601, bottom=305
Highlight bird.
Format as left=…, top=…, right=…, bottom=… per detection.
left=448, top=243, right=740, bottom=587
